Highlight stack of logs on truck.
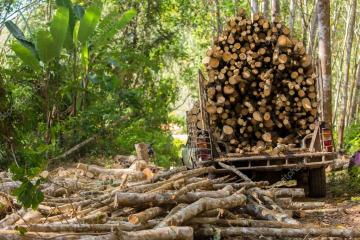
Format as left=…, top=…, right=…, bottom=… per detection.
left=202, top=9, right=319, bottom=154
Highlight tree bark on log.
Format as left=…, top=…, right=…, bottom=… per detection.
left=115, top=186, right=233, bottom=207
left=156, top=192, right=246, bottom=228
left=77, top=163, right=145, bottom=180
left=128, top=207, right=164, bottom=225
left=196, top=226, right=360, bottom=238
left=245, top=203, right=299, bottom=225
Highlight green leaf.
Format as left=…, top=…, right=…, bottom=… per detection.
left=35, top=30, right=56, bottom=63
left=50, top=6, right=69, bottom=56
left=12, top=178, right=44, bottom=210
left=77, top=4, right=102, bottom=44
left=11, top=42, right=41, bottom=71
left=5, top=20, right=38, bottom=58
left=81, top=42, right=89, bottom=71
left=5, top=21, right=27, bottom=41
left=56, top=0, right=76, bottom=50
left=73, top=21, right=80, bottom=46
left=56, top=0, right=72, bottom=8
left=93, top=9, right=136, bottom=48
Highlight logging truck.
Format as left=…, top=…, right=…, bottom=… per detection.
left=182, top=71, right=336, bottom=198
left=182, top=12, right=336, bottom=197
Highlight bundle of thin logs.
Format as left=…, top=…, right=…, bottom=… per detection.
left=203, top=10, right=318, bottom=153
left=0, top=162, right=359, bottom=240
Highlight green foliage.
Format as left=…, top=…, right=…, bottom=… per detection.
left=11, top=178, right=44, bottom=209
left=344, top=122, right=360, bottom=154
left=93, top=9, right=136, bottom=49
left=35, top=30, right=58, bottom=63
left=10, top=42, right=40, bottom=71
left=115, top=119, right=181, bottom=168
left=50, top=6, right=69, bottom=55
left=329, top=169, right=360, bottom=197
left=77, top=4, right=102, bottom=44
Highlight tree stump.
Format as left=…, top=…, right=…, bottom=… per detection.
left=135, top=143, right=150, bottom=162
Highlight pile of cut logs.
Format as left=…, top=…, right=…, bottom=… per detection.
left=0, top=158, right=359, bottom=240
left=203, top=10, right=318, bottom=153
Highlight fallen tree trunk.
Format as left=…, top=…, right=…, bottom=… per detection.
left=245, top=203, right=299, bottom=225
left=156, top=192, right=246, bottom=228
left=115, top=186, right=233, bottom=207
left=77, top=163, right=145, bottom=180
left=196, top=226, right=360, bottom=238
left=87, top=227, right=194, bottom=240
left=128, top=207, right=164, bottom=225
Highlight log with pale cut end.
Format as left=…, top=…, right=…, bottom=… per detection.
left=223, top=125, right=234, bottom=135
left=128, top=207, right=164, bottom=225
left=209, top=58, right=219, bottom=68
left=277, top=35, right=293, bottom=47
left=252, top=111, right=263, bottom=122
left=262, top=133, right=272, bottom=142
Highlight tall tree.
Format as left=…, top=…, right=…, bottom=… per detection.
left=307, top=1, right=319, bottom=55
left=289, top=0, right=296, bottom=32
left=262, top=0, right=269, bottom=18
left=271, top=0, right=280, bottom=21
left=337, top=0, right=357, bottom=149
left=214, top=0, right=222, bottom=36
left=251, top=0, right=259, bottom=16
left=350, top=59, right=360, bottom=122
left=317, top=0, right=332, bottom=127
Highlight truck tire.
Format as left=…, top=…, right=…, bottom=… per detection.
left=308, top=167, right=326, bottom=197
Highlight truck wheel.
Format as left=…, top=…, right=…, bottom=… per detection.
left=308, top=167, right=326, bottom=197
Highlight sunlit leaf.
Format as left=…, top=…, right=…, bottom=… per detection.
left=55, top=0, right=72, bottom=8
left=93, top=9, right=136, bottom=48
left=50, top=6, right=69, bottom=56
left=35, top=30, right=56, bottom=63
left=77, top=4, right=102, bottom=44
left=11, top=42, right=41, bottom=71
left=81, top=42, right=89, bottom=71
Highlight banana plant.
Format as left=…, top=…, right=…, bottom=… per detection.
left=6, top=6, right=69, bottom=69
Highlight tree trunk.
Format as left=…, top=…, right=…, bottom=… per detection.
left=289, top=0, right=296, bottom=32
left=307, top=0, right=319, bottom=55
left=251, top=0, right=259, bottom=16
left=271, top=0, right=280, bottom=21
left=262, top=0, right=269, bottom=18
left=214, top=0, right=222, bottom=36
left=350, top=60, right=360, bottom=121
left=317, top=0, right=332, bottom=126
left=347, top=46, right=359, bottom=125
left=337, top=0, right=357, bottom=149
